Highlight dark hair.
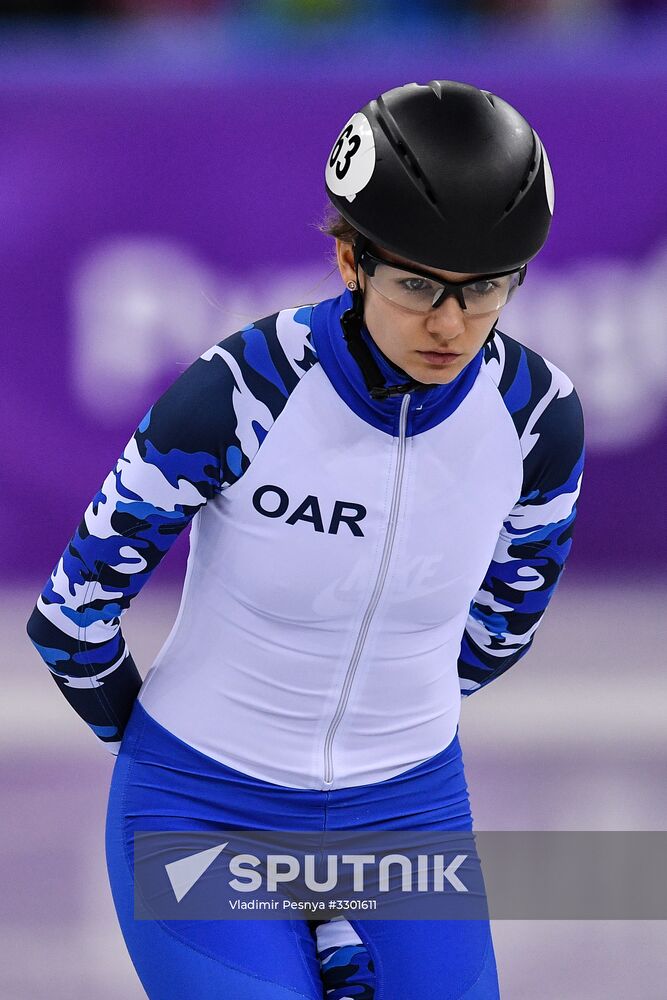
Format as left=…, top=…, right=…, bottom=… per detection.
left=317, top=205, right=360, bottom=245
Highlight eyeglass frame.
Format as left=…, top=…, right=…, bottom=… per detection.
left=356, top=244, right=527, bottom=314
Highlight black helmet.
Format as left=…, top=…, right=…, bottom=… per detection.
left=325, top=79, right=554, bottom=274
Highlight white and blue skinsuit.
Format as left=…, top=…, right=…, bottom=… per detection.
left=27, top=288, right=584, bottom=998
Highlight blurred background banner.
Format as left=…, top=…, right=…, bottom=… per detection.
left=4, top=9, right=667, bottom=582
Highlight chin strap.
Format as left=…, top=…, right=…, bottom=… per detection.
left=340, top=293, right=423, bottom=400
left=340, top=239, right=424, bottom=400
left=483, top=319, right=499, bottom=348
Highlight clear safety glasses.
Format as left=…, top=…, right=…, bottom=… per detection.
left=358, top=247, right=526, bottom=316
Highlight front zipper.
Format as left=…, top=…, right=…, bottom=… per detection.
left=322, top=392, right=411, bottom=785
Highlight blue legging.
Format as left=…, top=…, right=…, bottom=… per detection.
left=105, top=699, right=500, bottom=999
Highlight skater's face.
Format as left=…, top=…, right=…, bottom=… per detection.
left=336, top=240, right=512, bottom=385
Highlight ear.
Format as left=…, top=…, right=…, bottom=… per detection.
left=335, top=239, right=357, bottom=285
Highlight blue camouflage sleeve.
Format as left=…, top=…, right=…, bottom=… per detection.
left=26, top=309, right=317, bottom=752
left=457, top=336, right=585, bottom=696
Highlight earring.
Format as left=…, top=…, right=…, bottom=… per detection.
left=347, top=280, right=357, bottom=290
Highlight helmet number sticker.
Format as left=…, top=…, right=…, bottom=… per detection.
left=325, top=112, right=375, bottom=203
left=329, top=125, right=360, bottom=180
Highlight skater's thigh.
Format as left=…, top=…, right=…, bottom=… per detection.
left=350, top=918, right=500, bottom=1000
left=107, top=835, right=323, bottom=1000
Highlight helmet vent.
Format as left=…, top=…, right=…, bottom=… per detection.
left=375, top=107, right=438, bottom=207
left=502, top=133, right=540, bottom=215
left=483, top=91, right=495, bottom=108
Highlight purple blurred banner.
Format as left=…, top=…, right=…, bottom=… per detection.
left=4, top=45, right=667, bottom=581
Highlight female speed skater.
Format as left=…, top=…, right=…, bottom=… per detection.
left=27, top=79, right=584, bottom=998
